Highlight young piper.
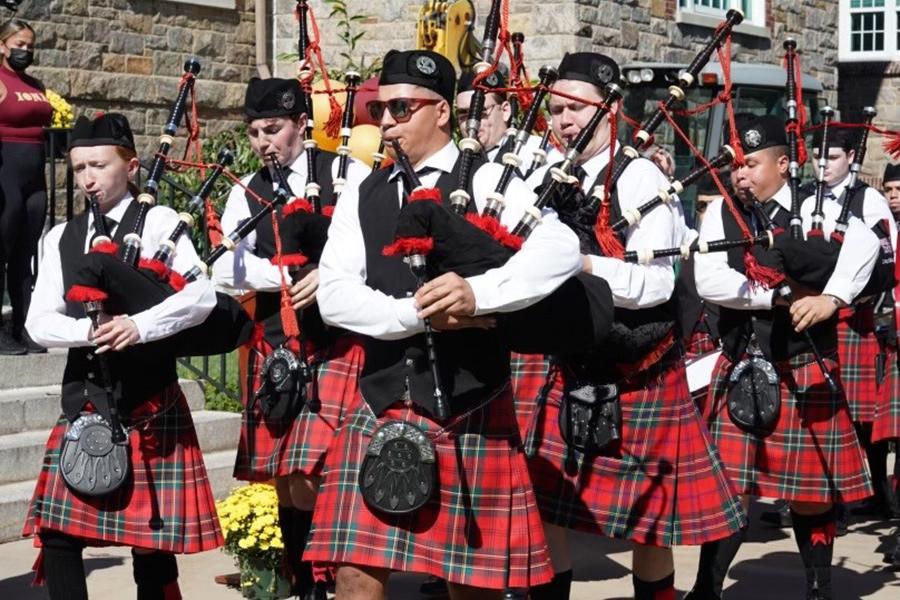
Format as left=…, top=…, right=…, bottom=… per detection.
left=454, top=69, right=562, bottom=183
left=807, top=128, right=900, bottom=519
left=23, top=113, right=221, bottom=600
left=691, top=114, right=878, bottom=600
left=513, top=52, right=745, bottom=600
left=305, top=49, right=581, bottom=599
left=212, top=77, right=368, bottom=599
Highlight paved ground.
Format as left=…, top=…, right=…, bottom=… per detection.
left=0, top=500, right=897, bottom=599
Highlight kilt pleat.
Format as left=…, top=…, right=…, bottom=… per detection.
left=304, top=387, right=554, bottom=589
left=234, top=335, right=365, bottom=481
left=512, top=353, right=745, bottom=547
left=704, top=352, right=873, bottom=503
left=836, top=305, right=900, bottom=441
left=685, top=330, right=718, bottom=360
left=23, top=383, right=223, bottom=553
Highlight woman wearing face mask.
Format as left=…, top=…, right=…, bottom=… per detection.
left=0, top=18, right=51, bottom=355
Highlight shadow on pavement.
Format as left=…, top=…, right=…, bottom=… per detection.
left=0, top=556, right=126, bottom=599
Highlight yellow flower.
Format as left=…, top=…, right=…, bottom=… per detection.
left=45, top=89, right=74, bottom=128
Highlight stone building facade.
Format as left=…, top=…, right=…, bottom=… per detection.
left=11, top=1, right=850, bottom=159
left=18, top=0, right=255, bottom=152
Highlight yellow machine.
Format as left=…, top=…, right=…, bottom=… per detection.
left=416, top=1, right=482, bottom=72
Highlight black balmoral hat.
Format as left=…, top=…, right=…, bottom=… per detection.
left=69, top=113, right=136, bottom=151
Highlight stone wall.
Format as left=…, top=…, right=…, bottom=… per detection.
left=272, top=1, right=838, bottom=100
left=17, top=0, right=256, bottom=154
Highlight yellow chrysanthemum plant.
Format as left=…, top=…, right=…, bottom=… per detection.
left=45, top=88, right=74, bottom=129
left=216, top=484, right=285, bottom=591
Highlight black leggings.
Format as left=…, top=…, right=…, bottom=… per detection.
left=0, top=140, right=47, bottom=332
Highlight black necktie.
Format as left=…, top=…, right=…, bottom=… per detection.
left=89, top=215, right=117, bottom=246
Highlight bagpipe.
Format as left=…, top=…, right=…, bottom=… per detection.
left=383, top=83, right=621, bottom=359
left=120, top=59, right=201, bottom=267
left=448, top=0, right=505, bottom=215
left=606, top=8, right=745, bottom=192
left=332, top=71, right=362, bottom=200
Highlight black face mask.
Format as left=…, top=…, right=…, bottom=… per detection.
left=7, top=48, right=33, bottom=72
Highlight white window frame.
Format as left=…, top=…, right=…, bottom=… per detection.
left=676, top=0, right=769, bottom=37
left=839, top=0, right=900, bottom=62
left=165, top=0, right=237, bottom=9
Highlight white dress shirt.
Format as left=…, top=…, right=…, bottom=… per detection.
left=317, top=140, right=581, bottom=341
left=213, top=151, right=369, bottom=293
left=487, top=132, right=564, bottom=187
left=578, top=145, right=682, bottom=310
left=815, top=173, right=898, bottom=252
left=695, top=183, right=879, bottom=309
left=26, top=194, right=217, bottom=348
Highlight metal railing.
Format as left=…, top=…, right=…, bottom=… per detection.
left=44, top=128, right=238, bottom=401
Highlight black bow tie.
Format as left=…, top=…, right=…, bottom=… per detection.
left=90, top=215, right=118, bottom=245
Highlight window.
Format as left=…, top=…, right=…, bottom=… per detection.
left=677, top=0, right=768, bottom=29
left=839, top=0, right=900, bottom=61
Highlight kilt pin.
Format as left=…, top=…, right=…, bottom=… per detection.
left=511, top=352, right=746, bottom=547
left=23, top=382, right=223, bottom=553
left=234, top=333, right=366, bottom=480
left=836, top=304, right=900, bottom=442
left=703, top=352, right=873, bottom=503
left=303, top=384, right=555, bottom=590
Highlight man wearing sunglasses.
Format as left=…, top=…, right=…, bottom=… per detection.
left=454, top=69, right=562, bottom=186
left=305, top=49, right=581, bottom=600
left=212, top=76, right=369, bottom=600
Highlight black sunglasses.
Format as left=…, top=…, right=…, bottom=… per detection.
left=366, top=97, right=442, bottom=122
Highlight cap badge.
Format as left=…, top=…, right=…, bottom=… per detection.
left=596, top=64, right=615, bottom=84
left=415, top=55, right=437, bottom=76
left=743, top=128, right=763, bottom=149
left=281, top=91, right=296, bottom=111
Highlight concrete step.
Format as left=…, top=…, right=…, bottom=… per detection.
left=0, top=379, right=206, bottom=436
left=0, top=350, right=67, bottom=390
left=0, top=410, right=241, bottom=486
left=0, top=448, right=241, bottom=544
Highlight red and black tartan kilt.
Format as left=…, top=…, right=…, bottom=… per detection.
left=703, top=352, right=873, bottom=503
left=836, top=304, right=900, bottom=442
left=685, top=330, right=718, bottom=360
left=234, top=334, right=365, bottom=481
left=511, top=352, right=555, bottom=440
left=23, top=382, right=223, bottom=553
left=514, top=353, right=745, bottom=547
left=304, top=386, right=554, bottom=590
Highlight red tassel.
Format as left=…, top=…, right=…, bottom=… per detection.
left=31, top=548, right=45, bottom=586
left=322, top=205, right=335, bottom=217
left=324, top=96, right=343, bottom=139
left=138, top=258, right=170, bottom=281
left=743, top=253, right=785, bottom=290
left=883, top=130, right=900, bottom=160
left=382, top=236, right=434, bottom=257
left=594, top=223, right=626, bottom=260
left=66, top=285, right=108, bottom=303
left=206, top=198, right=224, bottom=247
left=167, top=271, right=187, bottom=292
left=465, top=214, right=523, bottom=251
left=90, top=241, right=119, bottom=255
left=408, top=188, right=443, bottom=204
left=271, top=253, right=310, bottom=267
left=280, top=302, right=300, bottom=338
left=810, top=521, right=836, bottom=547
left=283, top=198, right=314, bottom=216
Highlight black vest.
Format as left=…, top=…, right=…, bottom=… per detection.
left=356, top=154, right=509, bottom=417
left=835, top=182, right=896, bottom=296
left=568, top=155, right=679, bottom=367
left=58, top=202, right=177, bottom=422
left=245, top=150, right=338, bottom=345
left=718, top=199, right=837, bottom=363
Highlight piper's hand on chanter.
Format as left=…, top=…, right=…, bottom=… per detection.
left=415, top=272, right=477, bottom=319
left=290, top=266, right=319, bottom=310
left=790, top=294, right=842, bottom=333
left=92, top=315, right=140, bottom=354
